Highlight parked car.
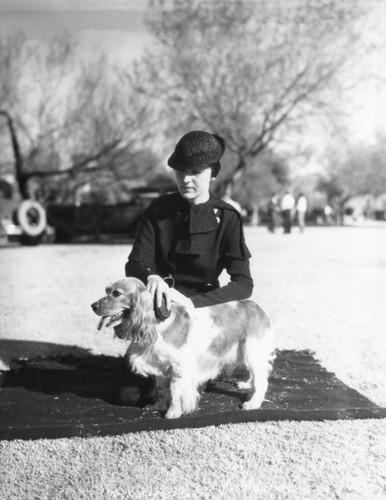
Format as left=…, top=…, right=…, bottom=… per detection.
left=46, top=185, right=175, bottom=243
left=1, top=192, right=52, bottom=246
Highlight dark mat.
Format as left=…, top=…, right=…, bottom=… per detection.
left=1, top=349, right=385, bottom=441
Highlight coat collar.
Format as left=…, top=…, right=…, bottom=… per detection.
left=187, top=197, right=218, bottom=234
left=165, top=193, right=220, bottom=255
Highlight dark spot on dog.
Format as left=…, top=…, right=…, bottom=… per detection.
left=208, top=301, right=270, bottom=356
left=162, top=304, right=190, bottom=348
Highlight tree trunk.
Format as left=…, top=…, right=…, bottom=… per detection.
left=214, top=157, right=246, bottom=198
left=0, top=110, right=29, bottom=199
left=1, top=109, right=123, bottom=201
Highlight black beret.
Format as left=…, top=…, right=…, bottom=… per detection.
left=168, top=131, right=226, bottom=174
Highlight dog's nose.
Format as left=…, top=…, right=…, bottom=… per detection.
left=91, top=302, right=99, bottom=312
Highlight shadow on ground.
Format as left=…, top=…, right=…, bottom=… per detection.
left=0, top=339, right=92, bottom=370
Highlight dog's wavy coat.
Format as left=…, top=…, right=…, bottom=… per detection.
left=92, top=278, right=274, bottom=419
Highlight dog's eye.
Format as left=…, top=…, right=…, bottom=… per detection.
left=112, top=290, right=121, bottom=297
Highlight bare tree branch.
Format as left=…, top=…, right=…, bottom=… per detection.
left=141, top=0, right=370, bottom=195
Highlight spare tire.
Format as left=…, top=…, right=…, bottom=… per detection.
left=16, top=200, right=47, bottom=238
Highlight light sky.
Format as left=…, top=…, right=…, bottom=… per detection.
left=0, top=0, right=145, bottom=11
left=0, top=0, right=150, bottom=60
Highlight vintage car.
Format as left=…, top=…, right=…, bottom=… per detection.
left=1, top=178, right=176, bottom=245
left=46, top=185, right=175, bottom=243
left=0, top=178, right=52, bottom=245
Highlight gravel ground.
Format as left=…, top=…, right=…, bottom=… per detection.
left=0, top=225, right=385, bottom=499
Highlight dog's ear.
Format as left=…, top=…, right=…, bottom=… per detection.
left=117, top=287, right=157, bottom=345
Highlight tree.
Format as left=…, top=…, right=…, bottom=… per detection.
left=0, top=34, right=157, bottom=203
left=140, top=0, right=368, bottom=195
left=231, top=149, right=289, bottom=208
left=319, top=134, right=386, bottom=201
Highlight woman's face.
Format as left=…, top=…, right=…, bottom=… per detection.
left=174, top=167, right=214, bottom=205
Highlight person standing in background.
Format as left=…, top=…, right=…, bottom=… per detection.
left=267, top=192, right=280, bottom=233
left=296, top=193, right=307, bottom=233
left=280, top=190, right=295, bottom=234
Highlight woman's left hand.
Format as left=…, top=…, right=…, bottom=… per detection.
left=168, top=288, right=195, bottom=312
left=146, top=275, right=171, bottom=310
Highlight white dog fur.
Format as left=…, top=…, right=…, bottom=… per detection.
left=92, top=277, right=274, bottom=419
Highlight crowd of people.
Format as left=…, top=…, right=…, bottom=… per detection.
left=267, top=191, right=308, bottom=234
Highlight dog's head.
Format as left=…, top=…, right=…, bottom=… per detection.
left=91, top=277, right=156, bottom=344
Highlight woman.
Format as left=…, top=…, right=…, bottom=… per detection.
left=120, top=130, right=254, bottom=405
left=296, top=192, right=307, bottom=233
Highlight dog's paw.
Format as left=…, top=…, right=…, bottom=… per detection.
left=242, top=398, right=263, bottom=411
left=165, top=406, right=182, bottom=419
left=237, top=380, right=252, bottom=390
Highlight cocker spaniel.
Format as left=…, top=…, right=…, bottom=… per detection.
left=91, top=277, right=274, bottom=419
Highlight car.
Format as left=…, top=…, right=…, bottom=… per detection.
left=1, top=198, right=54, bottom=245
left=46, top=185, right=175, bottom=243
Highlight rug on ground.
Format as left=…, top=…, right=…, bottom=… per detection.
left=1, top=349, right=385, bottom=440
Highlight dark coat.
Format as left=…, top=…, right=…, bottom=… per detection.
left=125, top=192, right=253, bottom=308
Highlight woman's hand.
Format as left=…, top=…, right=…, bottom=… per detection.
left=168, top=288, right=195, bottom=312
left=146, top=275, right=194, bottom=312
left=146, top=275, right=171, bottom=310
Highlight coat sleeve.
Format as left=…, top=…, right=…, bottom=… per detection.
left=125, top=212, right=156, bottom=283
left=190, top=211, right=254, bottom=308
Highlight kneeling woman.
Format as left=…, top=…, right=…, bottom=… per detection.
left=121, top=130, right=254, bottom=405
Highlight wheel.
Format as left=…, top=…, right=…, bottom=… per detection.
left=16, top=200, right=47, bottom=242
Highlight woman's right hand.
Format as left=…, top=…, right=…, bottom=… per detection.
left=168, top=287, right=194, bottom=312
left=146, top=275, right=171, bottom=310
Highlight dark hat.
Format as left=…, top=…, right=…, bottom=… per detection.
left=167, top=131, right=226, bottom=175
